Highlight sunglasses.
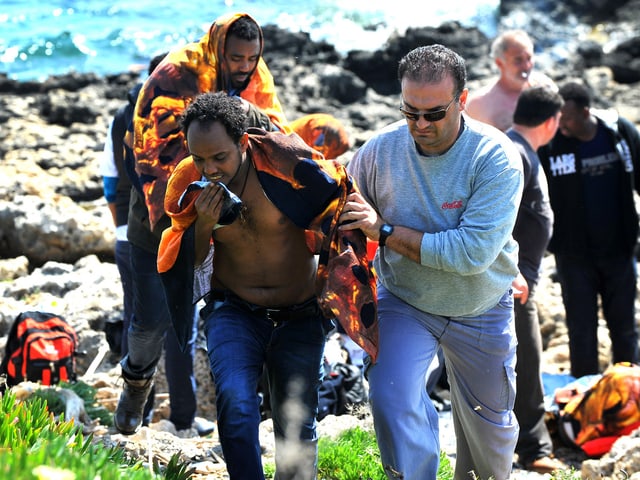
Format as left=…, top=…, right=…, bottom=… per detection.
left=399, top=97, right=457, bottom=123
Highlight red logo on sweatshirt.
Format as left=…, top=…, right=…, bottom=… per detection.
left=441, top=200, right=463, bottom=210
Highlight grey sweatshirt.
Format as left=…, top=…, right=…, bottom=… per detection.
left=347, top=116, right=523, bottom=317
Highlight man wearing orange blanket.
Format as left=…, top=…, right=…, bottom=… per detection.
left=158, top=92, right=376, bottom=479
left=130, top=12, right=291, bottom=232
left=115, top=12, right=291, bottom=437
left=116, top=11, right=350, bottom=438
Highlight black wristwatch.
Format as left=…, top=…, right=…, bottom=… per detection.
left=378, top=224, right=394, bottom=247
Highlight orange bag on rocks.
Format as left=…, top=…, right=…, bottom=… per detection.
left=558, top=362, right=640, bottom=457
left=0, top=311, right=79, bottom=389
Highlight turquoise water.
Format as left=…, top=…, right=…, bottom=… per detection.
left=0, top=0, right=500, bottom=81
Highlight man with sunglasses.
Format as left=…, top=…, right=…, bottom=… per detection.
left=340, top=44, right=523, bottom=479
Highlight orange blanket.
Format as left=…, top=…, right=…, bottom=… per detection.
left=290, top=113, right=350, bottom=160
left=159, top=128, right=379, bottom=361
left=129, top=12, right=291, bottom=230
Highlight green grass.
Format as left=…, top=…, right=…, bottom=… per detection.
left=317, top=426, right=386, bottom=479
left=264, top=426, right=580, bottom=480
left=263, top=426, right=454, bottom=480
left=549, top=468, right=582, bottom=480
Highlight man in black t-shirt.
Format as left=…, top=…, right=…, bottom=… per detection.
left=539, top=81, right=640, bottom=379
left=506, top=85, right=564, bottom=474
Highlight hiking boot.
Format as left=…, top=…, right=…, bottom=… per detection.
left=114, top=376, right=153, bottom=435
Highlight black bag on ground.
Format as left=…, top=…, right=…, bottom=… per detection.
left=318, top=371, right=344, bottom=420
left=0, top=311, right=79, bottom=388
left=317, top=362, right=367, bottom=420
left=333, top=362, right=367, bottom=408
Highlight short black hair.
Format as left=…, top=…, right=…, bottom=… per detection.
left=227, top=16, right=260, bottom=41
left=181, top=92, right=248, bottom=143
left=398, top=44, right=467, bottom=99
left=513, top=86, right=564, bottom=127
left=558, top=81, right=591, bottom=109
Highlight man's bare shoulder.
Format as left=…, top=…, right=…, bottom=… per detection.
left=468, top=78, right=497, bottom=98
left=465, top=81, right=502, bottom=122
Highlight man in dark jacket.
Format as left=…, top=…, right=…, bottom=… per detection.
left=506, top=85, right=565, bottom=473
left=109, top=53, right=216, bottom=437
left=539, top=81, right=640, bottom=378
left=101, top=81, right=144, bottom=360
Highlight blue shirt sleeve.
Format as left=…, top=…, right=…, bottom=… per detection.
left=103, top=176, right=118, bottom=203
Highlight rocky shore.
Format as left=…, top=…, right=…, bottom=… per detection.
left=3, top=1, right=640, bottom=477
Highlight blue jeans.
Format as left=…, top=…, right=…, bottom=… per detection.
left=205, top=294, right=330, bottom=480
left=555, top=254, right=639, bottom=378
left=120, top=243, right=197, bottom=430
left=368, top=284, right=518, bottom=480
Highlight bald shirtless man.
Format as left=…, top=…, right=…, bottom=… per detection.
left=156, top=92, right=376, bottom=480
left=466, top=29, right=556, bottom=132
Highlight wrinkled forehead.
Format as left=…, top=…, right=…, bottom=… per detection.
left=504, top=37, right=534, bottom=57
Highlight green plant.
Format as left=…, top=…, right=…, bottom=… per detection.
left=550, top=467, right=582, bottom=480
left=64, top=380, right=114, bottom=426
left=436, top=451, right=454, bottom=479
left=154, top=452, right=196, bottom=480
left=27, top=380, right=113, bottom=427
left=318, top=427, right=385, bottom=479
left=264, top=461, right=275, bottom=478
left=0, top=392, right=78, bottom=448
left=0, top=390, right=190, bottom=479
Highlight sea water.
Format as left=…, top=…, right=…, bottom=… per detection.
left=0, top=0, right=500, bottom=81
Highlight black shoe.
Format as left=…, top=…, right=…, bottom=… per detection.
left=114, top=376, right=154, bottom=435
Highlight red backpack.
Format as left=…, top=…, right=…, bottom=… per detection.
left=0, top=311, right=79, bottom=388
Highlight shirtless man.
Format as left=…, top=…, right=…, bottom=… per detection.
left=157, top=92, right=377, bottom=480
left=465, top=29, right=556, bottom=132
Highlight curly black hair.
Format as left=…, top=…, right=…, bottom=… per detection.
left=180, top=92, right=249, bottom=143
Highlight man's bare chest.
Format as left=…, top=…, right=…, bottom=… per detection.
left=213, top=176, right=294, bottom=244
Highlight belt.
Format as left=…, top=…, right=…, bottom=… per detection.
left=225, top=292, right=320, bottom=325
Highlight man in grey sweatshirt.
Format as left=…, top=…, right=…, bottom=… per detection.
left=340, top=44, right=523, bottom=480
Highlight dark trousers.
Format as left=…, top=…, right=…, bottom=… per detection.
left=114, top=239, right=133, bottom=355
left=513, top=283, right=553, bottom=464
left=121, top=243, right=197, bottom=430
left=555, top=254, right=639, bottom=378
